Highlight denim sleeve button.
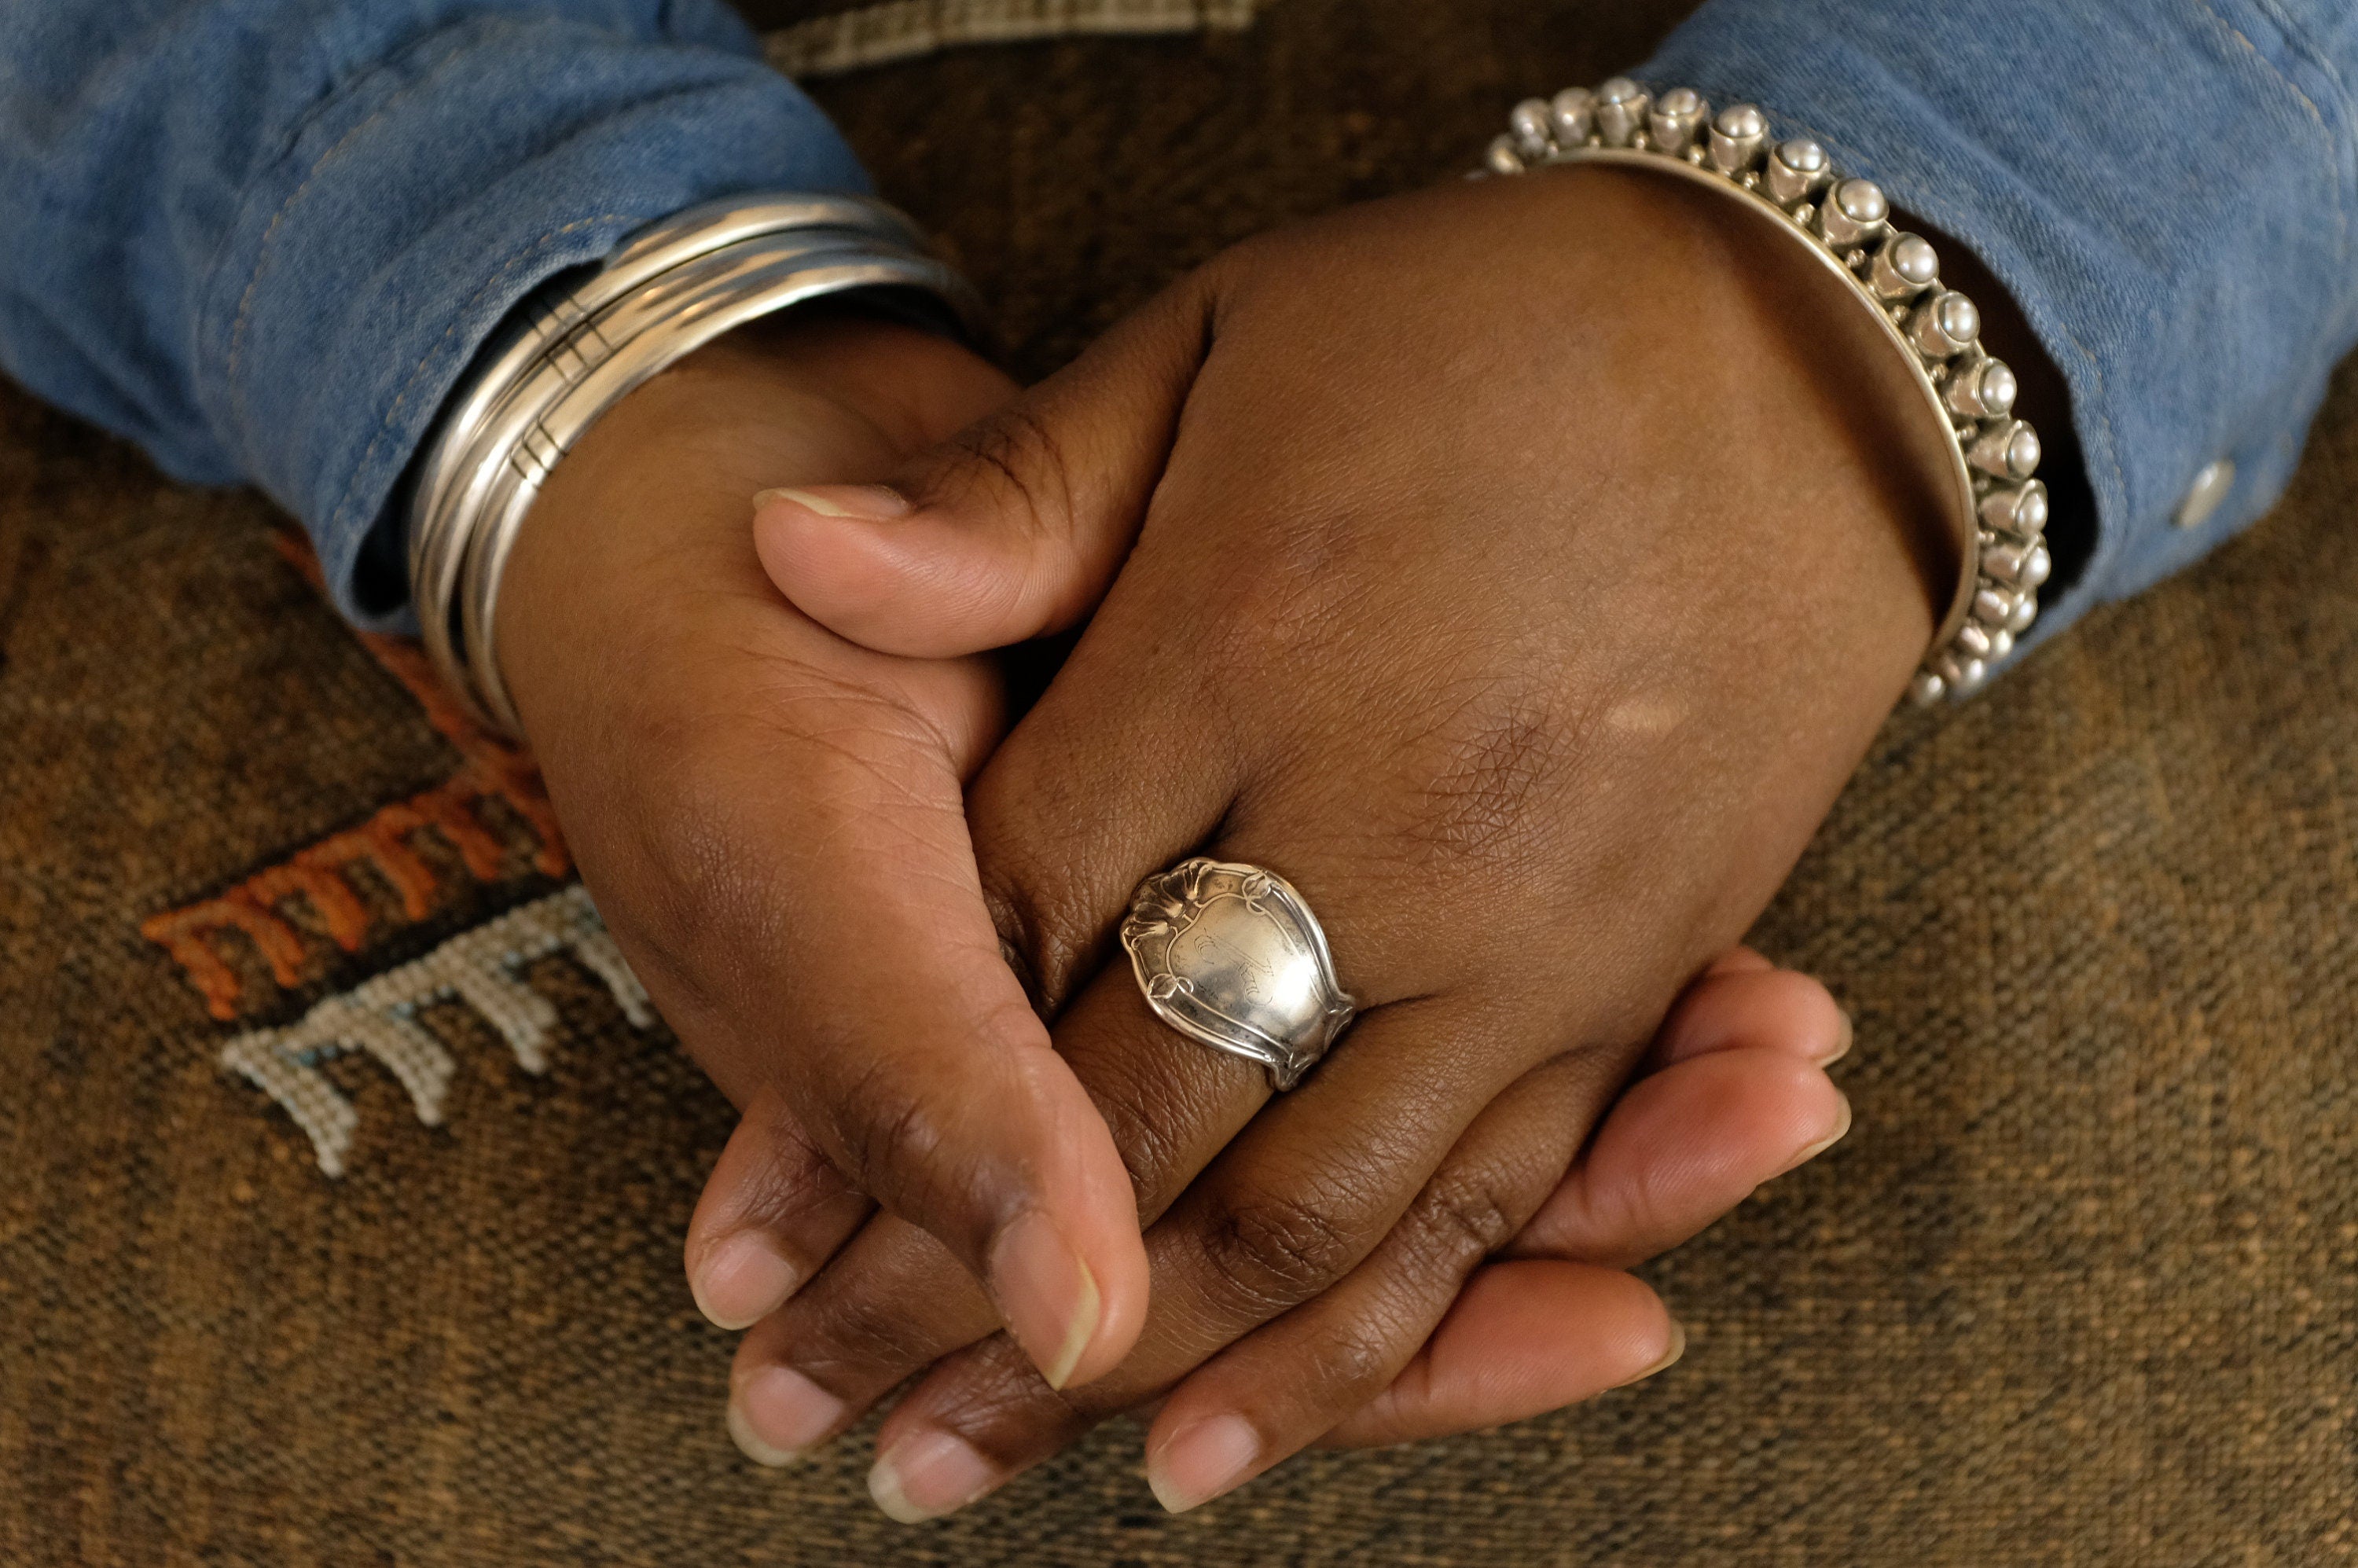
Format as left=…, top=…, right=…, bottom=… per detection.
left=2175, top=459, right=2236, bottom=530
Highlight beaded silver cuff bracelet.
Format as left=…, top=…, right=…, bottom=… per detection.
left=1482, top=80, right=2053, bottom=705
left=407, top=193, right=986, bottom=735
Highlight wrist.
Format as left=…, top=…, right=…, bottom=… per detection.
left=1497, top=165, right=1947, bottom=703
left=1486, top=86, right=2065, bottom=703
left=493, top=314, right=1007, bottom=745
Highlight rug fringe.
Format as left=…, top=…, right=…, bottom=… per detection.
left=219, top=886, right=652, bottom=1177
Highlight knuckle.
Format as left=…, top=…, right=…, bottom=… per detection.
left=828, top=1056, right=956, bottom=1202
left=1305, top=1311, right=1411, bottom=1400
left=927, top=404, right=1078, bottom=542
left=730, top=1111, right=847, bottom=1230
left=789, top=1279, right=956, bottom=1387
left=822, top=1001, right=1046, bottom=1231
left=971, top=809, right=1116, bottom=1016
left=1398, top=1166, right=1526, bottom=1276
left=1199, top=506, right=1365, bottom=672
left=1196, top=1186, right=1365, bottom=1310
left=949, top=1335, right=1104, bottom=1432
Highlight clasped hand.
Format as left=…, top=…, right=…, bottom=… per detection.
left=498, top=166, right=1931, bottom=1521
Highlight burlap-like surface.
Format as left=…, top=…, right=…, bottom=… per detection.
left=3, top=2, right=2353, bottom=1561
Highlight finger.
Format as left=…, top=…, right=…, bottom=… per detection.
left=862, top=1039, right=1608, bottom=1520
left=1131, top=1056, right=1625, bottom=1511
left=849, top=961, right=1851, bottom=1505
left=593, top=672, right=1151, bottom=1394
left=684, top=1089, right=872, bottom=1331
left=726, top=1217, right=985, bottom=1466
left=1318, top=1261, right=1680, bottom=1449
left=1299, top=967, right=1846, bottom=1451
left=762, top=820, right=1148, bottom=1392
left=1511, top=1048, right=1849, bottom=1268
left=1165, top=964, right=1846, bottom=1463
left=751, top=274, right=1214, bottom=659
left=723, top=962, right=1271, bottom=1464
left=718, top=956, right=1833, bottom=1455
left=858, top=989, right=1558, bottom=1523
left=1649, top=961, right=1850, bottom=1069
left=492, top=314, right=1151, bottom=1392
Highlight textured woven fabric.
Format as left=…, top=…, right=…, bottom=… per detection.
left=2, top=1, right=2353, bottom=1561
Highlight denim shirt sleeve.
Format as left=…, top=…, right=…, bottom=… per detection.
left=0, top=1, right=869, bottom=628
left=1645, top=0, right=2358, bottom=656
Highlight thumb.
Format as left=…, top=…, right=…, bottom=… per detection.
left=751, top=277, right=1212, bottom=658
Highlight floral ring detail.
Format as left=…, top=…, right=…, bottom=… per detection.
left=1119, top=858, right=1360, bottom=1091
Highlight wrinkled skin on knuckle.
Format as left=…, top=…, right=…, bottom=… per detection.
left=916, top=401, right=1080, bottom=546
left=725, top=1103, right=856, bottom=1248
left=1395, top=1165, right=1530, bottom=1281
left=1191, top=1182, right=1375, bottom=1317
left=793, top=1270, right=971, bottom=1391
left=968, top=732, right=1161, bottom=1016
left=926, top=1334, right=1101, bottom=1445
left=1294, top=1305, right=1418, bottom=1406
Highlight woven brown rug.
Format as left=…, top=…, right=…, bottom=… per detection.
left=2, top=2, right=2353, bottom=1562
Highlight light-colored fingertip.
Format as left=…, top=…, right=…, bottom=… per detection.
left=866, top=1459, right=931, bottom=1525
left=990, top=1214, right=1104, bottom=1391
left=1145, top=1466, right=1192, bottom=1517
left=1145, top=1413, right=1262, bottom=1515
left=866, top=1430, right=1001, bottom=1525
left=751, top=484, right=909, bottom=522
left=726, top=1397, right=806, bottom=1469
left=688, top=1232, right=803, bottom=1332
left=692, top=1282, right=761, bottom=1334
left=1622, top=1319, right=1688, bottom=1387
left=1043, top=1257, right=1101, bottom=1391
left=1784, top=1091, right=1854, bottom=1173
left=1828, top=1008, right=1855, bottom=1065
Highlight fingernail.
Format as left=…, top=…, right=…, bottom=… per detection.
left=691, top=1232, right=803, bottom=1331
left=727, top=1364, right=847, bottom=1465
left=1780, top=1092, right=1853, bottom=1175
left=1147, top=1413, right=1262, bottom=1515
left=1825, top=1008, right=1855, bottom=1065
left=989, top=1213, right=1101, bottom=1390
left=752, top=484, right=911, bottom=522
left=869, top=1428, right=1002, bottom=1523
left=1619, top=1319, right=1688, bottom=1387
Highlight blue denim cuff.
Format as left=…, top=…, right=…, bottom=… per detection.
left=189, top=6, right=869, bottom=627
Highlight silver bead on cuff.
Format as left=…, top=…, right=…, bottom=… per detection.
left=1481, top=84, right=2053, bottom=705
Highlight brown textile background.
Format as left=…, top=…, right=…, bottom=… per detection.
left=2, top=2, right=2354, bottom=1562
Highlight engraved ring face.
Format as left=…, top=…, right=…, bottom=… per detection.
left=1119, top=859, right=1358, bottom=1090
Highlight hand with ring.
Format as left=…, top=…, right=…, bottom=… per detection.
left=494, top=299, right=1851, bottom=1475
left=711, top=164, right=1938, bottom=1513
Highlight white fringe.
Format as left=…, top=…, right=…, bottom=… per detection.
left=219, top=886, right=653, bottom=1177
left=766, top=0, right=1261, bottom=78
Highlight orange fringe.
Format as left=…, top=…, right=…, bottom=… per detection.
left=142, top=535, right=571, bottom=1020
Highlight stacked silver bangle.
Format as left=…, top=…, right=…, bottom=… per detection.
left=406, top=193, right=986, bottom=734
left=1482, top=81, right=2053, bottom=705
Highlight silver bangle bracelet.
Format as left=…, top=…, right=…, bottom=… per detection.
left=406, top=193, right=987, bottom=735
left=1482, top=81, right=2054, bottom=705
